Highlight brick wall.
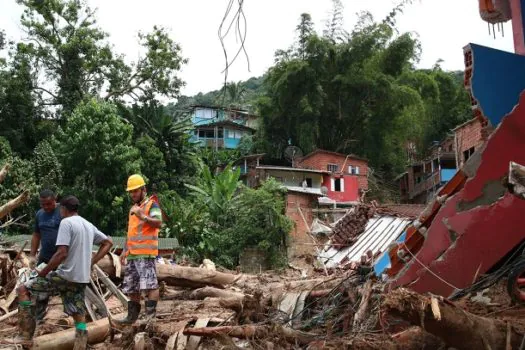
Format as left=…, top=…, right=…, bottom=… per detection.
left=298, top=151, right=368, bottom=190
left=285, top=192, right=317, bottom=257
left=455, top=119, right=484, bottom=168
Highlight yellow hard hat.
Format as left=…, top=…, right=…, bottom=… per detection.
left=126, top=174, right=146, bottom=191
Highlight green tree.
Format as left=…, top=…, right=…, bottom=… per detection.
left=15, top=0, right=186, bottom=114
left=186, top=164, right=241, bottom=225
left=0, top=138, right=37, bottom=232
left=127, top=101, right=200, bottom=194
left=33, top=139, right=63, bottom=192
left=0, top=51, right=41, bottom=157
left=258, top=9, right=469, bottom=180
left=52, top=99, right=141, bottom=232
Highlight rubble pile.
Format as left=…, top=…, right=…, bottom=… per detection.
left=1, top=243, right=524, bottom=350
left=330, top=206, right=376, bottom=246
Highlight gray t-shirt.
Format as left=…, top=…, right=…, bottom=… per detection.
left=55, top=215, right=109, bottom=283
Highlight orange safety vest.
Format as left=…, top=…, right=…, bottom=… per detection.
left=125, top=199, right=159, bottom=256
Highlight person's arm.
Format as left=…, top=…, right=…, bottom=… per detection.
left=130, top=202, right=162, bottom=229
left=144, top=202, right=162, bottom=228
left=92, top=240, right=113, bottom=266
left=30, top=233, right=41, bottom=258
left=91, top=227, right=113, bottom=266
left=31, top=214, right=40, bottom=257
left=38, top=246, right=67, bottom=277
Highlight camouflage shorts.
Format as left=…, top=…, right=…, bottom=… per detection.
left=25, top=271, right=87, bottom=316
left=122, top=258, right=158, bottom=294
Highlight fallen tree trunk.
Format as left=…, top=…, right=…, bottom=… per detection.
left=96, top=259, right=242, bottom=289
left=0, top=190, right=30, bottom=220
left=183, top=325, right=316, bottom=346
left=156, top=264, right=241, bottom=288
left=190, top=286, right=244, bottom=300
left=382, top=288, right=523, bottom=350
left=31, top=313, right=125, bottom=350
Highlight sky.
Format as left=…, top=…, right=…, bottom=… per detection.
left=0, top=0, right=516, bottom=96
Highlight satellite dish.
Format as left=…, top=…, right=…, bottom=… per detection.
left=284, top=145, right=303, bottom=167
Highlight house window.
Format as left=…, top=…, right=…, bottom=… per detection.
left=330, top=177, right=344, bottom=192
left=226, top=129, right=243, bottom=139
left=305, top=178, right=312, bottom=188
left=463, top=147, right=475, bottom=162
left=327, top=164, right=338, bottom=172
left=348, top=166, right=360, bottom=175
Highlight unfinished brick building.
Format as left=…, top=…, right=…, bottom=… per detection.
left=397, top=117, right=484, bottom=204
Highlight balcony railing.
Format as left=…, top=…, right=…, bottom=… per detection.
left=409, top=168, right=456, bottom=199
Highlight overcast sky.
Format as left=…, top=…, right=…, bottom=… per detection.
left=0, top=0, right=515, bottom=96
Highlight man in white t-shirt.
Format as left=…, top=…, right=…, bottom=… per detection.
left=15, top=196, right=113, bottom=349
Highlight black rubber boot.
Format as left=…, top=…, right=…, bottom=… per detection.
left=137, top=300, right=157, bottom=326
left=15, top=303, right=36, bottom=341
left=73, top=329, right=88, bottom=350
left=144, top=300, right=157, bottom=319
left=35, top=297, right=49, bottom=322
left=114, top=301, right=141, bottom=325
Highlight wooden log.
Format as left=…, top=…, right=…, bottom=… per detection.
left=0, top=190, right=30, bottom=220
left=96, top=259, right=242, bottom=289
left=0, top=164, right=9, bottom=184
left=382, top=288, right=524, bottom=350
left=30, top=313, right=125, bottom=350
left=156, top=264, right=241, bottom=288
left=190, top=287, right=244, bottom=300
left=183, top=325, right=316, bottom=346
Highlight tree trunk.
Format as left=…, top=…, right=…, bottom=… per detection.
left=156, top=264, right=241, bottom=288
left=31, top=313, right=125, bottom=350
left=0, top=190, right=30, bottom=220
left=96, top=259, right=242, bottom=289
left=382, top=288, right=523, bottom=350
left=190, top=287, right=244, bottom=300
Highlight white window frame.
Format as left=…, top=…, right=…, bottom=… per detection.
left=327, top=163, right=338, bottom=172
left=348, top=165, right=361, bottom=175
left=331, top=177, right=344, bottom=192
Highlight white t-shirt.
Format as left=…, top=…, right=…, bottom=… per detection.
left=55, top=215, right=109, bottom=283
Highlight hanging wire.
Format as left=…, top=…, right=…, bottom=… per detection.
left=218, top=0, right=250, bottom=104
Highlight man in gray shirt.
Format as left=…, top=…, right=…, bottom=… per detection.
left=15, top=196, right=113, bottom=349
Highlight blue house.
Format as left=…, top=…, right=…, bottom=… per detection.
left=189, top=105, right=257, bottom=150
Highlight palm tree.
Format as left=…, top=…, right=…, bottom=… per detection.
left=218, top=81, right=246, bottom=108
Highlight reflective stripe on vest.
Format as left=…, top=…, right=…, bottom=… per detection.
left=126, top=199, right=159, bottom=256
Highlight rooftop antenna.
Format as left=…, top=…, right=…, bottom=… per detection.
left=284, top=145, right=303, bottom=168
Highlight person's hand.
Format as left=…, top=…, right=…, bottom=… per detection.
left=120, top=254, right=127, bottom=266
left=37, top=268, right=47, bottom=278
left=130, top=205, right=146, bottom=220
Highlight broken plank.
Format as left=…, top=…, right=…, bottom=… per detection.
left=186, top=318, right=209, bottom=350
left=93, top=264, right=129, bottom=309
left=165, top=333, right=178, bottom=350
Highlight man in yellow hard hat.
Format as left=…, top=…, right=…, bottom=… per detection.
left=115, top=174, right=162, bottom=325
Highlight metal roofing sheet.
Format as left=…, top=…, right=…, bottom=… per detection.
left=318, top=215, right=411, bottom=269
left=0, top=235, right=179, bottom=251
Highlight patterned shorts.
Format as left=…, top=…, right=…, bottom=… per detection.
left=25, top=271, right=87, bottom=316
left=122, top=258, right=158, bottom=294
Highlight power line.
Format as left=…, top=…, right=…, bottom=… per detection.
left=218, top=0, right=250, bottom=103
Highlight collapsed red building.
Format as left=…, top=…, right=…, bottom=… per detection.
left=375, top=0, right=525, bottom=297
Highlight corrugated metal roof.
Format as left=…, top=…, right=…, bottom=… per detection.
left=318, top=215, right=411, bottom=269
left=0, top=235, right=179, bottom=251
